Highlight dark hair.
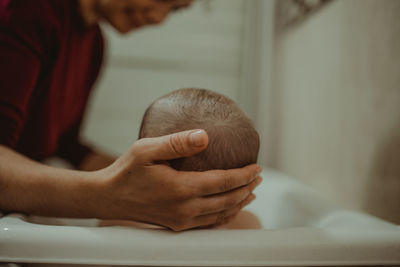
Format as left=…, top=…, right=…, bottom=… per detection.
left=139, top=88, right=260, bottom=171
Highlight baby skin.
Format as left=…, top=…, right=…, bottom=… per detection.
left=100, top=88, right=261, bottom=230
left=99, top=210, right=261, bottom=229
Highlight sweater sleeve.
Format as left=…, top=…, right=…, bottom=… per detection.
left=0, top=7, right=43, bottom=147
left=1, top=1, right=102, bottom=166
left=55, top=29, right=104, bottom=168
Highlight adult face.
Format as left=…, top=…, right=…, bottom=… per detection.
left=97, top=0, right=193, bottom=33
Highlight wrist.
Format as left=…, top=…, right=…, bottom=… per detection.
left=68, top=169, right=111, bottom=219
left=24, top=168, right=110, bottom=219
left=81, top=166, right=131, bottom=220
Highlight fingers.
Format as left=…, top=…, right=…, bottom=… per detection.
left=130, top=129, right=208, bottom=164
left=164, top=176, right=261, bottom=231
left=197, top=176, right=262, bottom=216
left=192, top=164, right=262, bottom=196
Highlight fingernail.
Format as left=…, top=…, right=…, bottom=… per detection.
left=189, top=130, right=206, bottom=147
left=254, top=177, right=262, bottom=187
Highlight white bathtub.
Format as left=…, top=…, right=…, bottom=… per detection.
left=1, top=169, right=400, bottom=266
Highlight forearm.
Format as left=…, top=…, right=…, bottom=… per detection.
left=0, top=145, right=107, bottom=218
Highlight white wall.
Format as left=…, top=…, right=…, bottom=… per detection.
left=82, top=0, right=247, bottom=155
left=269, top=0, right=400, bottom=223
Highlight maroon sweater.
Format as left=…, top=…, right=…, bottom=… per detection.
left=0, top=0, right=103, bottom=167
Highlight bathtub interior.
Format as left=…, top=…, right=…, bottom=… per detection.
left=1, top=169, right=400, bottom=266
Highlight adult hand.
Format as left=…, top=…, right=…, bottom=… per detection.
left=96, top=129, right=262, bottom=231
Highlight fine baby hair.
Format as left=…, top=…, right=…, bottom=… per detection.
left=139, top=88, right=260, bottom=171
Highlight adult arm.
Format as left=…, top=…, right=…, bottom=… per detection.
left=0, top=129, right=261, bottom=231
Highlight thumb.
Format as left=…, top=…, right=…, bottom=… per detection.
left=132, top=129, right=208, bottom=164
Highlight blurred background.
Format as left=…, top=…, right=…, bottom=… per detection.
left=82, top=0, right=400, bottom=224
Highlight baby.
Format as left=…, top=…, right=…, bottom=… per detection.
left=100, top=88, right=261, bottom=229
left=139, top=88, right=260, bottom=172
left=141, top=88, right=261, bottom=228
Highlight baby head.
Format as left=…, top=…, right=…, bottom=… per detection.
left=139, top=88, right=259, bottom=171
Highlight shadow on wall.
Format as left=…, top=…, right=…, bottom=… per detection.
left=365, top=124, right=400, bottom=224
left=275, top=0, right=333, bottom=32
